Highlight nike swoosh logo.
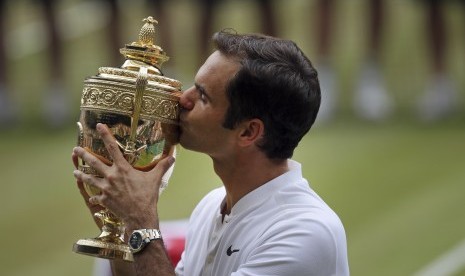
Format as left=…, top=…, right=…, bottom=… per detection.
left=226, top=245, right=240, bottom=256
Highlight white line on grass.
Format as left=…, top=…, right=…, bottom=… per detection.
left=413, top=238, right=465, bottom=276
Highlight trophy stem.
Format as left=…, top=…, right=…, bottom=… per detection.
left=72, top=210, right=134, bottom=262
left=95, top=210, right=125, bottom=242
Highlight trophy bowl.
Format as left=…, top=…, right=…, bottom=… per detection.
left=72, top=16, right=182, bottom=262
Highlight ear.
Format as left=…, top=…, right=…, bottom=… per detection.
left=237, top=119, right=264, bottom=147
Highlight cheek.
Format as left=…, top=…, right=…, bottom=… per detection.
left=184, top=106, right=226, bottom=134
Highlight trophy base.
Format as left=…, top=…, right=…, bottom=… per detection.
left=73, top=238, right=134, bottom=262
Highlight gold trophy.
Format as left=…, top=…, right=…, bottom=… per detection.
left=72, top=16, right=181, bottom=262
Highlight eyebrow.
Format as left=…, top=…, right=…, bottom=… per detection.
left=195, top=82, right=212, bottom=101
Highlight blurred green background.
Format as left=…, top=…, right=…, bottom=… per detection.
left=0, top=0, right=464, bottom=275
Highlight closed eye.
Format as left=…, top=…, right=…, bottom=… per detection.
left=199, top=90, right=207, bottom=102
left=195, top=83, right=210, bottom=103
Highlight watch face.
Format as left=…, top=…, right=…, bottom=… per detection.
left=129, top=232, right=143, bottom=250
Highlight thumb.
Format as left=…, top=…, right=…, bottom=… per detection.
left=150, top=155, right=176, bottom=183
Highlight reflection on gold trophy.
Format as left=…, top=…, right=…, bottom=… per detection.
left=72, top=16, right=181, bottom=262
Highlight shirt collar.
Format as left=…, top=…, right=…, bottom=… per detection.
left=223, top=159, right=303, bottom=217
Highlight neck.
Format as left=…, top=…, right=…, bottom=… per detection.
left=212, top=154, right=289, bottom=214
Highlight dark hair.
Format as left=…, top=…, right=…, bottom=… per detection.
left=213, top=30, right=321, bottom=159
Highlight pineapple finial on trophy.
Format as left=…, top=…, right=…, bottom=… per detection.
left=139, top=16, right=158, bottom=46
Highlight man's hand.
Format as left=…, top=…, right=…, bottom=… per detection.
left=72, top=123, right=175, bottom=231
left=72, top=148, right=105, bottom=229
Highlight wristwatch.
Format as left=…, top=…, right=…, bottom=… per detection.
left=128, top=229, right=162, bottom=254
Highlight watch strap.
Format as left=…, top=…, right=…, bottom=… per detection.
left=144, top=228, right=162, bottom=241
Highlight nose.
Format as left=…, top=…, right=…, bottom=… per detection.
left=179, top=86, right=195, bottom=111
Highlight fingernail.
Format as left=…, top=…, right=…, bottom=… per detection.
left=168, top=156, right=175, bottom=166
left=73, top=170, right=80, bottom=177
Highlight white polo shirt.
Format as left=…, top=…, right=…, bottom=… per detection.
left=175, top=160, right=349, bottom=276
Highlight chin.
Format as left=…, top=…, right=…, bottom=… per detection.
left=178, top=135, right=199, bottom=152
left=178, top=136, right=190, bottom=149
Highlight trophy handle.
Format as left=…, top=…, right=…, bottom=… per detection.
left=130, top=66, right=148, bottom=141
left=125, top=66, right=148, bottom=154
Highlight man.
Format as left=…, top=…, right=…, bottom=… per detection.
left=72, top=30, right=349, bottom=275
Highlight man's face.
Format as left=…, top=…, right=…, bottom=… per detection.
left=179, top=51, right=240, bottom=159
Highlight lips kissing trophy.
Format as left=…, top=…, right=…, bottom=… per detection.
left=72, top=16, right=181, bottom=262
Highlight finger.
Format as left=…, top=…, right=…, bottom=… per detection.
left=96, top=123, right=127, bottom=165
left=150, top=155, right=175, bottom=182
left=88, top=196, right=103, bottom=206
left=89, top=193, right=111, bottom=209
left=72, top=151, right=79, bottom=169
left=73, top=147, right=108, bottom=176
left=76, top=179, right=89, bottom=200
left=77, top=180, right=99, bottom=207
left=73, top=169, right=105, bottom=191
left=75, top=179, right=105, bottom=230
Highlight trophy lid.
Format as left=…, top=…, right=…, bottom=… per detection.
left=80, top=16, right=182, bottom=125
left=119, top=16, right=170, bottom=73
